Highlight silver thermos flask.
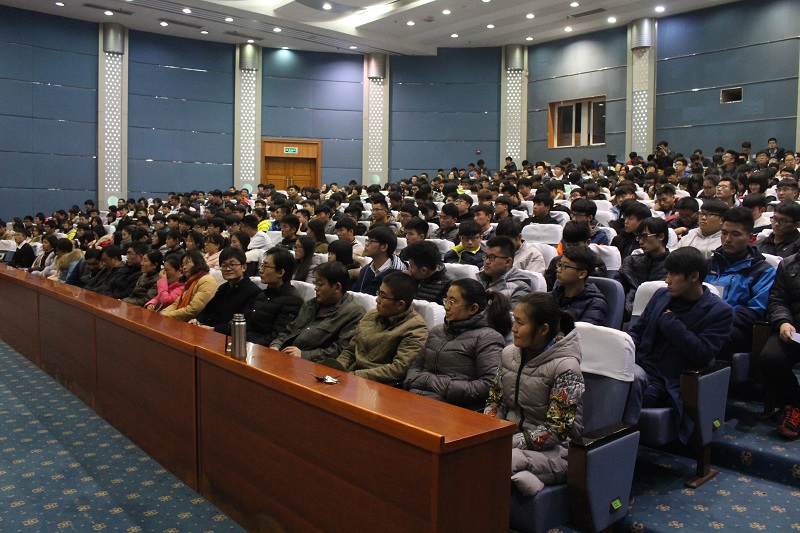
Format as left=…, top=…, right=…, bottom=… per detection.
left=229, top=313, right=247, bottom=361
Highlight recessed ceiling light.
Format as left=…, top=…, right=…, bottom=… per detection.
left=104, top=10, right=113, bottom=16
left=160, top=21, right=168, bottom=26
left=486, top=24, right=494, bottom=29
left=55, top=1, right=64, bottom=5
left=442, top=9, right=451, bottom=14
left=224, top=17, right=234, bottom=22
left=564, top=26, right=573, bottom=32
left=349, top=45, right=357, bottom=49
left=282, top=46, right=289, bottom=49
left=526, top=13, right=534, bottom=19
left=273, top=27, right=282, bottom=32
left=481, top=0, right=490, bottom=3
left=526, top=36, right=533, bottom=41
left=407, top=20, right=415, bottom=26
left=607, top=16, right=616, bottom=23
left=655, top=5, right=665, bottom=12
left=570, top=2, right=579, bottom=7
left=247, top=39, right=254, bottom=43
left=182, top=8, right=191, bottom=14
left=322, top=3, right=332, bottom=9
left=451, top=33, right=458, bottom=38
left=200, top=30, right=208, bottom=34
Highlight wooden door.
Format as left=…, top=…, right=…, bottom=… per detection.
left=261, top=138, right=322, bottom=190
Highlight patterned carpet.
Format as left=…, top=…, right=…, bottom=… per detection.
left=0, top=339, right=244, bottom=532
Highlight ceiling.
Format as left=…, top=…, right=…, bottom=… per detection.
left=3, top=0, right=740, bottom=56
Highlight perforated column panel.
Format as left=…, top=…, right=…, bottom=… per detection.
left=103, top=53, right=123, bottom=205
left=505, top=70, right=523, bottom=162
left=239, top=69, right=258, bottom=185
left=368, top=78, right=385, bottom=174
left=628, top=26, right=655, bottom=156
left=632, top=91, right=649, bottom=153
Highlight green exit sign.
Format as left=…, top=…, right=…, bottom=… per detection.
left=284, top=147, right=298, bottom=154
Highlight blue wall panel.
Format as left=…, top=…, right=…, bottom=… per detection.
left=389, top=48, right=501, bottom=180
left=0, top=5, right=97, bottom=220
left=262, top=49, right=363, bottom=186
left=526, top=27, right=628, bottom=165
left=127, top=30, right=234, bottom=197
left=655, top=0, right=799, bottom=153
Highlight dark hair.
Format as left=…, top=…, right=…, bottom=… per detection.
left=84, top=247, right=102, bottom=261
left=440, top=203, right=459, bottom=218
left=516, top=292, right=575, bottom=342
left=307, top=218, right=328, bottom=245
left=456, top=193, right=474, bottom=206
left=314, top=260, right=349, bottom=292
left=624, top=202, right=652, bottom=221
left=699, top=198, right=730, bottom=216
left=219, top=246, right=247, bottom=267
left=205, top=231, right=226, bottom=250
left=328, top=239, right=356, bottom=266
left=562, top=220, right=591, bottom=243
left=182, top=250, right=209, bottom=277
left=406, top=241, right=440, bottom=271
left=399, top=203, right=419, bottom=218
left=55, top=238, right=74, bottom=254
left=232, top=230, right=250, bottom=250
left=403, top=217, right=429, bottom=237
left=664, top=246, right=709, bottom=279
left=773, top=201, right=800, bottom=222
left=186, top=230, right=205, bottom=251
left=145, top=250, right=164, bottom=271
left=450, top=278, right=512, bottom=337
left=163, top=254, right=182, bottom=272
left=472, top=203, right=494, bottom=218
left=742, top=193, right=768, bottom=210
left=570, top=198, right=597, bottom=217
left=533, top=193, right=554, bottom=208
left=720, top=206, right=754, bottom=232
left=266, top=246, right=297, bottom=283
left=457, top=220, right=482, bottom=238
left=485, top=235, right=516, bottom=259
left=366, top=226, right=397, bottom=255
left=101, top=244, right=122, bottom=261
left=42, top=234, right=59, bottom=250
left=495, top=218, right=522, bottom=239
left=380, top=271, right=417, bottom=311
left=675, top=197, right=700, bottom=212
left=128, top=241, right=150, bottom=256
left=241, top=214, right=259, bottom=230
left=294, top=235, right=317, bottom=281
left=636, top=217, right=669, bottom=246
left=562, top=245, right=598, bottom=273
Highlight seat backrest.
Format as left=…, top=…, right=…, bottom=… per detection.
left=511, top=210, right=527, bottom=222
left=445, top=263, right=480, bottom=279
left=516, top=269, right=545, bottom=292
left=629, top=280, right=667, bottom=326
left=667, top=228, right=678, bottom=250
left=594, top=211, right=615, bottom=226
left=550, top=211, right=570, bottom=227
left=395, top=237, right=407, bottom=253
left=520, top=201, right=533, bottom=216
left=521, top=224, right=563, bottom=245
left=411, top=300, right=446, bottom=330
left=250, top=276, right=268, bottom=290
left=428, top=238, right=454, bottom=260
left=325, top=234, right=338, bottom=244
left=574, top=322, right=635, bottom=433
left=762, top=253, right=782, bottom=269
left=348, top=290, right=377, bottom=312
left=588, top=243, right=622, bottom=272
left=267, top=231, right=281, bottom=245
left=586, top=276, right=625, bottom=329
left=592, top=199, right=613, bottom=212
left=530, top=242, right=558, bottom=269
left=354, top=235, right=368, bottom=249
left=426, top=222, right=439, bottom=237
left=31, top=242, right=43, bottom=257
left=210, top=269, right=225, bottom=286
left=103, top=224, right=116, bottom=235
left=290, top=280, right=317, bottom=301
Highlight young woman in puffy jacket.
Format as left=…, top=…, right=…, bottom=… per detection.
left=404, top=278, right=511, bottom=411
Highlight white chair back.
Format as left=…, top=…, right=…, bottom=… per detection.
left=103, top=224, right=116, bottom=235
left=667, top=228, right=678, bottom=250
left=355, top=235, right=368, bottom=249
left=574, top=322, right=635, bottom=382
left=426, top=222, right=439, bottom=237
left=630, top=281, right=666, bottom=318
left=31, top=242, right=43, bottom=257
left=516, top=269, right=545, bottom=292
left=530, top=242, right=558, bottom=268
left=267, top=231, right=282, bottom=245
left=395, top=237, right=407, bottom=254
left=210, top=269, right=225, bottom=286
left=762, top=253, right=782, bottom=269
left=290, top=280, right=317, bottom=301
left=521, top=224, right=563, bottom=245
left=550, top=211, right=570, bottom=227
left=589, top=244, right=622, bottom=272
left=250, top=276, right=268, bottom=290
left=445, top=263, right=480, bottom=279
left=348, top=291, right=377, bottom=312
left=511, top=210, right=527, bottom=222
left=594, top=211, right=615, bottom=226
left=520, top=201, right=534, bottom=216
left=592, top=199, right=613, bottom=212
left=325, top=234, right=339, bottom=244
left=411, top=300, right=446, bottom=330
left=428, top=238, right=454, bottom=259
left=597, top=226, right=617, bottom=240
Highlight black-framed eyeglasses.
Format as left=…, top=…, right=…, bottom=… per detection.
left=377, top=291, right=400, bottom=301
left=219, top=263, right=243, bottom=270
left=484, top=254, right=510, bottom=262
left=637, top=233, right=658, bottom=241
left=771, top=216, right=795, bottom=225
left=699, top=212, right=721, bottom=218
left=260, top=263, right=278, bottom=271
left=557, top=262, right=584, bottom=271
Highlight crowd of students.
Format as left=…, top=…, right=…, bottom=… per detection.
left=2, top=137, right=800, bottom=507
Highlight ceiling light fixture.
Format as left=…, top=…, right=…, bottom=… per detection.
left=526, top=13, right=534, bottom=19
left=655, top=5, right=665, bottom=12
left=273, top=27, right=282, bottom=32
left=486, top=24, right=494, bottom=28
left=224, top=17, right=233, bottom=22
left=407, top=20, right=415, bottom=25
left=160, top=21, right=168, bottom=26
left=564, top=26, right=573, bottom=32
left=607, top=16, right=616, bottom=23
left=200, top=30, right=208, bottom=34
left=526, top=36, right=533, bottom=41
left=570, top=2, right=579, bottom=7
left=451, top=33, right=459, bottom=37
left=282, top=46, right=289, bottom=49
left=481, top=0, right=491, bottom=3
left=182, top=8, right=191, bottom=14
left=55, top=1, right=64, bottom=5
left=247, top=39, right=254, bottom=43
left=349, top=45, right=357, bottom=49
left=442, top=9, right=450, bottom=14
left=104, top=10, right=113, bottom=15
left=322, top=3, right=332, bottom=9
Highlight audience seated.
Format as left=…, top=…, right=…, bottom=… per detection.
left=611, top=201, right=651, bottom=260
left=404, top=240, right=455, bottom=304
left=8, top=226, right=35, bottom=269
left=668, top=197, right=700, bottom=238
left=551, top=246, right=607, bottom=326
left=122, top=250, right=162, bottom=306
left=570, top=198, right=610, bottom=245
left=270, top=261, right=366, bottom=362
left=404, top=278, right=511, bottom=409
left=160, top=251, right=216, bottom=321
left=144, top=255, right=184, bottom=311
left=673, top=198, right=729, bottom=259
left=743, top=193, right=772, bottom=234
left=245, top=247, right=304, bottom=346
left=544, top=222, right=608, bottom=291
left=495, top=219, right=546, bottom=274
left=397, top=217, right=428, bottom=262
left=98, top=242, right=148, bottom=300
left=623, top=247, right=734, bottom=442
left=444, top=220, right=486, bottom=268
left=192, top=247, right=261, bottom=334
left=525, top=193, right=560, bottom=226
left=477, top=236, right=534, bottom=306
left=433, top=203, right=460, bottom=243
left=29, top=234, right=58, bottom=276
left=52, top=238, right=84, bottom=283
left=334, top=216, right=363, bottom=256
left=333, top=272, right=428, bottom=384
left=485, top=292, right=583, bottom=497
left=704, top=207, right=776, bottom=359
left=293, top=235, right=325, bottom=284
left=615, top=217, right=670, bottom=321
left=351, top=226, right=407, bottom=296
left=756, top=201, right=800, bottom=258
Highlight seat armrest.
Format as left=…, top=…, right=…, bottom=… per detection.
left=571, top=422, right=637, bottom=450
left=681, top=361, right=729, bottom=377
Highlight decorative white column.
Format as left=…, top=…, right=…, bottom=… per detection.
left=97, top=23, right=128, bottom=209
left=501, top=45, right=528, bottom=166
left=627, top=18, right=657, bottom=157
left=234, top=44, right=262, bottom=194
left=362, top=53, right=390, bottom=186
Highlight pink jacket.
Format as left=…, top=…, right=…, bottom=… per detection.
left=145, top=278, right=185, bottom=310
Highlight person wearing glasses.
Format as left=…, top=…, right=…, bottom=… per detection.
left=191, top=247, right=261, bottom=334
left=705, top=207, right=776, bottom=358
left=673, top=198, right=730, bottom=259
left=352, top=227, right=407, bottom=296
left=551, top=247, right=607, bottom=327
left=245, top=247, right=304, bottom=347
left=611, top=201, right=652, bottom=260
left=755, top=202, right=800, bottom=258
left=404, top=278, right=511, bottom=409
left=615, top=217, right=670, bottom=321
left=668, top=197, right=700, bottom=238
left=714, top=176, right=739, bottom=207
left=444, top=221, right=487, bottom=268
left=476, top=236, right=534, bottom=307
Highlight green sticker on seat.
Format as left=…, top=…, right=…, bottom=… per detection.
left=611, top=498, right=622, bottom=511
left=713, top=419, right=721, bottom=429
